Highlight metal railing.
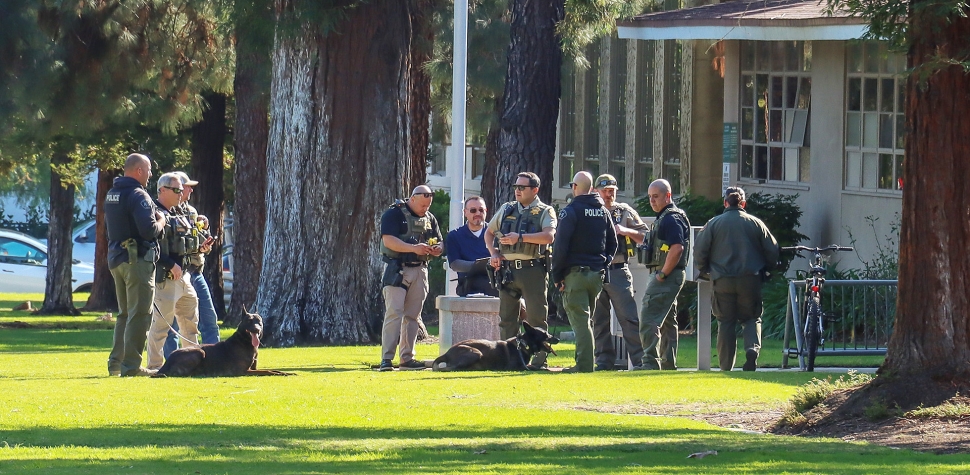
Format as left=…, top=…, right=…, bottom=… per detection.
left=782, top=279, right=897, bottom=370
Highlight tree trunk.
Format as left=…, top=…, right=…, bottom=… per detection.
left=39, top=153, right=80, bottom=316
left=227, top=0, right=272, bottom=326
left=258, top=0, right=414, bottom=346
left=82, top=168, right=120, bottom=312
left=191, top=91, right=228, bottom=321
left=882, top=5, right=970, bottom=381
left=406, top=0, right=435, bottom=191
left=495, top=0, right=564, bottom=205
left=480, top=98, right=503, bottom=212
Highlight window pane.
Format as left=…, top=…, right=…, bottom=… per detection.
left=879, top=153, right=894, bottom=189
left=613, top=163, right=626, bottom=190
left=741, top=74, right=754, bottom=107
left=895, top=154, right=904, bottom=189
left=757, top=42, right=771, bottom=70
left=847, top=42, right=863, bottom=73
left=863, top=153, right=878, bottom=188
left=847, top=78, right=862, bottom=111
left=770, top=147, right=783, bottom=180
left=800, top=147, right=811, bottom=182
left=741, top=107, right=754, bottom=140
left=880, top=78, right=894, bottom=112
left=879, top=113, right=894, bottom=149
left=772, top=41, right=786, bottom=71
left=803, top=40, right=812, bottom=71
left=769, top=110, right=783, bottom=142
left=896, top=80, right=905, bottom=114
left=846, top=152, right=861, bottom=188
left=784, top=148, right=799, bottom=181
left=741, top=145, right=754, bottom=178
left=863, top=78, right=878, bottom=111
left=895, top=113, right=906, bottom=149
left=786, top=76, right=798, bottom=108
left=786, top=41, right=800, bottom=71
left=770, top=76, right=783, bottom=108
left=798, top=77, right=812, bottom=109
left=865, top=43, right=880, bottom=72
left=741, top=42, right=755, bottom=70
left=864, top=112, right=879, bottom=148
left=755, top=146, right=768, bottom=180
left=846, top=112, right=861, bottom=147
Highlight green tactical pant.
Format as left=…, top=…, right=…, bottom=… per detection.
left=498, top=264, right=549, bottom=367
left=563, top=268, right=604, bottom=373
left=108, top=259, right=157, bottom=375
left=638, top=269, right=685, bottom=370
left=592, top=265, right=644, bottom=368
left=659, top=305, right=679, bottom=370
left=713, top=274, right=763, bottom=371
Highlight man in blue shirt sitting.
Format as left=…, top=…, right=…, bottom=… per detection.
left=446, top=196, right=498, bottom=296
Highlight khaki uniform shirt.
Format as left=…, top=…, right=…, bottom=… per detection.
left=486, top=196, right=557, bottom=261
left=609, top=202, right=648, bottom=264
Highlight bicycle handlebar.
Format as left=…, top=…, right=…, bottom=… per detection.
left=781, top=245, right=853, bottom=253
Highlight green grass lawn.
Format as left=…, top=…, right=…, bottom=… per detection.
left=1, top=294, right=967, bottom=474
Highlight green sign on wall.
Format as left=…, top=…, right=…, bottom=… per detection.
left=722, top=122, right=739, bottom=163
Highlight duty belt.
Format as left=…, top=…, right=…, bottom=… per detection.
left=504, top=258, right=542, bottom=270
left=609, top=262, right=628, bottom=269
left=403, top=262, right=427, bottom=268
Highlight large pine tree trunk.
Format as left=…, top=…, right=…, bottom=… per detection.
left=191, top=92, right=228, bottom=320
left=82, top=168, right=120, bottom=312
left=882, top=5, right=970, bottom=381
left=495, top=0, right=564, bottom=205
left=406, top=0, right=434, bottom=191
left=480, top=98, right=503, bottom=212
left=227, top=0, right=272, bottom=326
left=258, top=0, right=414, bottom=346
left=39, top=153, right=79, bottom=315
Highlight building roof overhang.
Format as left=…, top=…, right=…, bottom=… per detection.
left=617, top=0, right=870, bottom=41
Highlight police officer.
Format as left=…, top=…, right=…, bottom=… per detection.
left=378, top=185, right=443, bottom=371
left=446, top=196, right=497, bottom=296
left=635, top=179, right=690, bottom=371
left=162, top=171, right=220, bottom=359
left=591, top=174, right=646, bottom=370
left=105, top=153, right=165, bottom=377
left=146, top=173, right=201, bottom=370
left=694, top=186, right=779, bottom=371
left=551, top=172, right=617, bottom=373
left=485, top=172, right=557, bottom=369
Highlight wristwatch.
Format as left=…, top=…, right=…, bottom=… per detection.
left=517, top=234, right=524, bottom=244
left=657, top=271, right=667, bottom=279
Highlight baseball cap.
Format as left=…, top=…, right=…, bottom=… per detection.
left=595, top=174, right=618, bottom=189
left=172, top=171, right=199, bottom=186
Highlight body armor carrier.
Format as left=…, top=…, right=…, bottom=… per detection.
left=380, top=200, right=434, bottom=263
left=497, top=201, right=551, bottom=258
left=157, top=211, right=201, bottom=281
left=611, top=205, right=636, bottom=259
left=639, top=206, right=690, bottom=269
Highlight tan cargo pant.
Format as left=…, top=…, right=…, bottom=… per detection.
left=381, top=264, right=429, bottom=362
left=146, top=274, right=200, bottom=369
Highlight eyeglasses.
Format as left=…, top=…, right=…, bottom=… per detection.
left=466, top=207, right=485, bottom=214
left=597, top=178, right=617, bottom=187
left=568, top=182, right=576, bottom=188
left=511, top=185, right=532, bottom=191
left=163, top=186, right=183, bottom=194
left=413, top=192, right=434, bottom=198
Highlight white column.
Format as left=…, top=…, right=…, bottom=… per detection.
left=447, top=0, right=469, bottom=295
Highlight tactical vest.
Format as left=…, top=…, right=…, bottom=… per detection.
left=611, top=205, right=636, bottom=260
left=380, top=201, right=434, bottom=262
left=644, top=206, right=690, bottom=269
left=157, top=212, right=201, bottom=262
left=497, top=201, right=551, bottom=258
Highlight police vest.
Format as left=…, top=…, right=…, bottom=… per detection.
left=157, top=210, right=201, bottom=261
left=646, top=206, right=690, bottom=269
left=497, top=201, right=551, bottom=258
left=380, top=201, right=434, bottom=262
left=611, top=205, right=636, bottom=260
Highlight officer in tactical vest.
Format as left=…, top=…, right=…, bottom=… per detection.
left=145, top=173, right=201, bottom=370
left=162, top=171, right=219, bottom=360
left=377, top=185, right=443, bottom=371
left=634, top=179, right=690, bottom=371
left=551, top=172, right=617, bottom=373
left=105, top=153, right=166, bottom=377
left=485, top=172, right=557, bottom=369
left=591, top=174, right=646, bottom=370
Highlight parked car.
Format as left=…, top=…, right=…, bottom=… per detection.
left=72, top=219, right=97, bottom=265
left=0, top=228, right=95, bottom=293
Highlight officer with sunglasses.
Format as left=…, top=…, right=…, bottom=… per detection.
left=591, top=174, right=647, bottom=370
left=484, top=172, right=557, bottom=369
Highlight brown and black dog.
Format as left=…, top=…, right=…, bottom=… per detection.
left=432, top=322, right=559, bottom=371
left=152, top=311, right=293, bottom=377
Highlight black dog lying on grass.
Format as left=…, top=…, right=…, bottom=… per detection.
left=153, top=310, right=294, bottom=377
left=432, top=322, right=559, bottom=371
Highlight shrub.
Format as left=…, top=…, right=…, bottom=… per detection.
left=779, top=371, right=873, bottom=426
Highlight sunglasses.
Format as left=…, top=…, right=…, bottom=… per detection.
left=413, top=192, right=434, bottom=198
left=466, top=207, right=486, bottom=214
left=597, top=178, right=617, bottom=187
left=511, top=185, right=533, bottom=191
left=163, top=186, right=183, bottom=194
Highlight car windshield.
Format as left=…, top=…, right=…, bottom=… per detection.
left=0, top=237, right=48, bottom=265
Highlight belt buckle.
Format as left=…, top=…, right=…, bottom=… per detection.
left=514, top=260, right=523, bottom=270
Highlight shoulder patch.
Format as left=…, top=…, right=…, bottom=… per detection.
left=141, top=200, right=151, bottom=209
left=558, top=208, right=567, bottom=220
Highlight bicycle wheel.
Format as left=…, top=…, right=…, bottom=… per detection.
left=804, top=295, right=821, bottom=372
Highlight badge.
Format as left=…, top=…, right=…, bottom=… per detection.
left=531, top=207, right=541, bottom=215
left=612, top=209, right=622, bottom=223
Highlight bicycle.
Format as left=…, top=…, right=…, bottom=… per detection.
left=782, top=244, right=853, bottom=371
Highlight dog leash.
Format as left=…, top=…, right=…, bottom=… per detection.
left=151, top=301, right=199, bottom=346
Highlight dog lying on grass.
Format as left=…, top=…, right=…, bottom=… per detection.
left=153, top=310, right=294, bottom=377
left=432, top=322, right=559, bottom=371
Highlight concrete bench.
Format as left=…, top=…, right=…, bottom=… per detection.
left=435, top=295, right=500, bottom=355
